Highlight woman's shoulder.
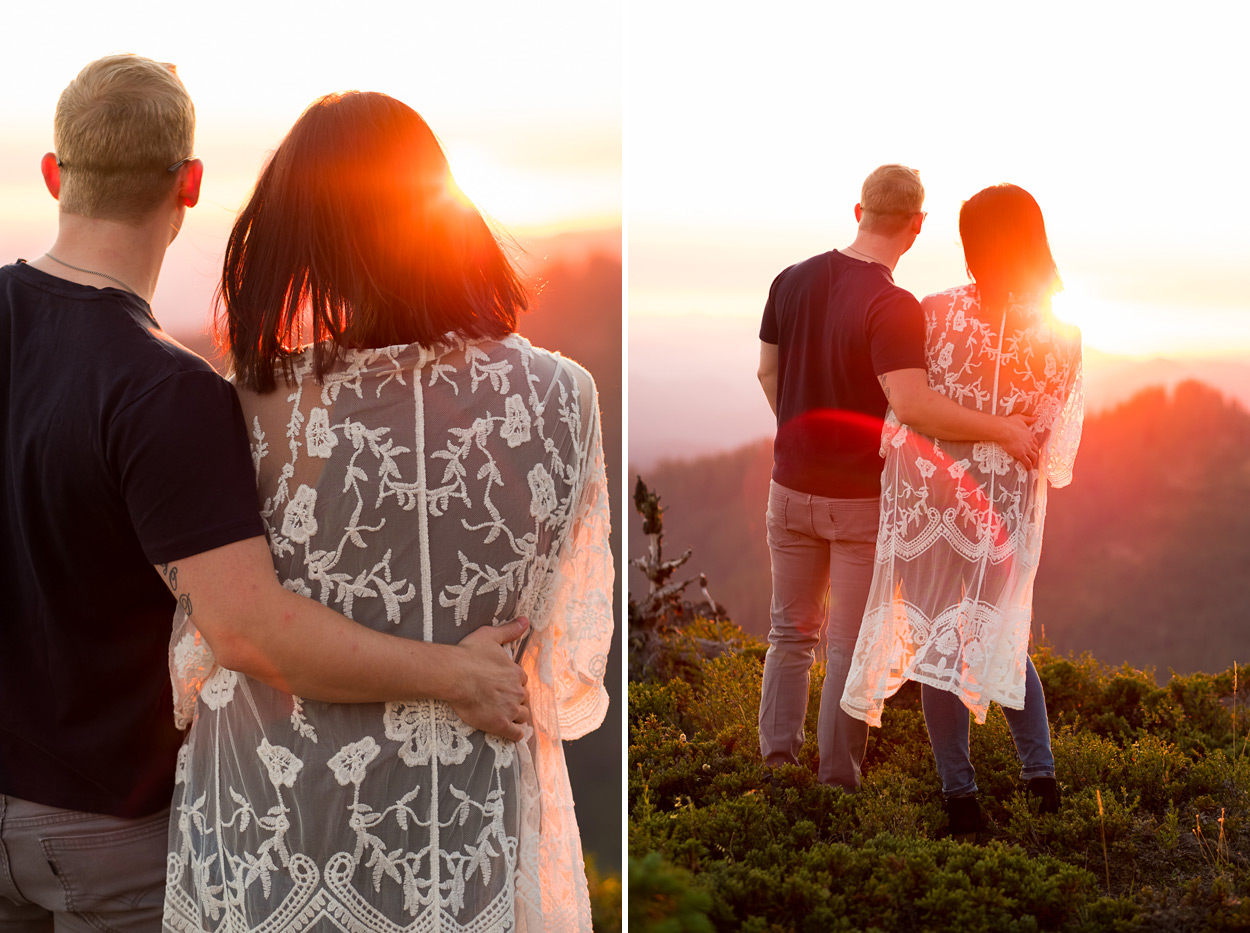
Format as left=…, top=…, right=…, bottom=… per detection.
left=921, top=283, right=977, bottom=310
left=271, top=335, right=600, bottom=405
left=495, top=334, right=598, bottom=397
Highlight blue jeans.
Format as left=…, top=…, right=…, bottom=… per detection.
left=922, top=655, right=1055, bottom=797
left=759, top=481, right=878, bottom=789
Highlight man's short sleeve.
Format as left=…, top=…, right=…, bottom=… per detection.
left=866, top=288, right=926, bottom=376
left=759, top=267, right=788, bottom=344
left=108, top=369, right=265, bottom=563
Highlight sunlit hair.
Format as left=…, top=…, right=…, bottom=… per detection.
left=960, top=184, right=1061, bottom=315
left=220, top=91, right=527, bottom=392
left=859, top=164, right=924, bottom=234
left=53, top=54, right=194, bottom=222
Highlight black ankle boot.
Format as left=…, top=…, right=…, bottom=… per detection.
left=1026, top=776, right=1061, bottom=814
left=944, top=793, right=982, bottom=843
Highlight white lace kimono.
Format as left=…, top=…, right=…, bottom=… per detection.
left=164, top=335, right=613, bottom=933
left=840, top=285, right=1082, bottom=726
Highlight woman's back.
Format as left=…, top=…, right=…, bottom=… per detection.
left=166, top=334, right=609, bottom=932
left=248, top=334, right=596, bottom=643
left=841, top=285, right=1082, bottom=726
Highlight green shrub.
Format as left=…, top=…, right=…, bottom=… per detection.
left=630, top=619, right=1250, bottom=930
left=627, top=851, right=714, bottom=933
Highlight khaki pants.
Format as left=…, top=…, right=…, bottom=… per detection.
left=0, top=795, right=166, bottom=933
left=758, top=480, right=878, bottom=789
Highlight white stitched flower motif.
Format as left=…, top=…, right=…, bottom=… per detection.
left=964, top=639, right=985, bottom=668
left=500, top=394, right=532, bottom=448
left=948, top=459, right=971, bottom=480
left=937, top=342, right=955, bottom=369
left=305, top=407, right=338, bottom=459
left=1044, top=353, right=1057, bottom=379
left=172, top=629, right=214, bottom=685
left=200, top=667, right=238, bottom=710
left=528, top=463, right=557, bottom=521
left=935, top=628, right=959, bottom=654
left=174, top=743, right=191, bottom=785
left=890, top=424, right=910, bottom=448
left=257, top=739, right=302, bottom=788
left=915, top=457, right=937, bottom=479
left=282, top=577, right=313, bottom=598
left=282, top=484, right=319, bottom=544
left=972, top=442, right=1012, bottom=476
left=1034, top=394, right=1062, bottom=432
left=328, top=736, right=380, bottom=786
left=384, top=701, right=474, bottom=767
left=485, top=733, right=516, bottom=769
left=952, top=307, right=967, bottom=331
left=250, top=416, right=268, bottom=473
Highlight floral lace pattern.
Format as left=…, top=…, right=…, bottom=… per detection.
left=840, top=286, right=1082, bottom=726
left=165, top=335, right=612, bottom=933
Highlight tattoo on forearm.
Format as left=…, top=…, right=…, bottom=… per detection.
left=158, top=562, right=192, bottom=617
left=878, top=375, right=891, bottom=401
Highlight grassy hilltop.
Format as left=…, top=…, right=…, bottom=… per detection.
left=628, top=618, right=1250, bottom=932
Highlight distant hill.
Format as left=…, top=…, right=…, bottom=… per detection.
left=629, top=380, right=1250, bottom=676
left=627, top=309, right=1250, bottom=472
left=1082, top=347, right=1250, bottom=416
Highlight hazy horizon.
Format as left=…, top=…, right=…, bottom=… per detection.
left=629, top=306, right=1250, bottom=473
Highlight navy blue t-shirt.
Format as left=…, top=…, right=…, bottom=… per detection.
left=760, top=250, right=926, bottom=497
left=0, top=261, right=265, bottom=817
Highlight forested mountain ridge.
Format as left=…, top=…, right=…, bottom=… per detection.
left=628, top=380, right=1250, bottom=675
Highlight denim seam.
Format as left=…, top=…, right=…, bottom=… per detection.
left=0, top=796, right=19, bottom=902
left=37, top=813, right=166, bottom=850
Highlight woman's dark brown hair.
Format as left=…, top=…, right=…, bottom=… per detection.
left=959, top=184, right=1061, bottom=316
left=219, top=91, right=527, bottom=392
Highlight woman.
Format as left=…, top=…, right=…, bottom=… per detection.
left=164, top=93, right=612, bottom=932
left=840, top=184, right=1082, bottom=837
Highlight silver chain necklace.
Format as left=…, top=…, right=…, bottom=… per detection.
left=44, top=252, right=138, bottom=296
left=844, top=246, right=890, bottom=267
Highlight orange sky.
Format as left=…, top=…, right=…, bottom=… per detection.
left=0, top=2, right=622, bottom=335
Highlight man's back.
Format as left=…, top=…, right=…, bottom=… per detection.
left=760, top=249, right=924, bottom=498
left=0, top=260, right=261, bottom=817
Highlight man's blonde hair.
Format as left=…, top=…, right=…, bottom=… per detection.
left=54, top=54, right=194, bottom=222
left=860, top=164, right=924, bottom=234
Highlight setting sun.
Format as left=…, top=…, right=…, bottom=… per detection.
left=1051, top=284, right=1247, bottom=359
left=1050, top=288, right=1135, bottom=355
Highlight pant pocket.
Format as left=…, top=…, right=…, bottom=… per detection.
left=765, top=484, right=794, bottom=545
left=41, top=807, right=168, bottom=913
left=830, top=498, right=882, bottom=544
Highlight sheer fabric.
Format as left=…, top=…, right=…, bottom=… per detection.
left=840, top=285, right=1082, bottom=727
left=165, top=335, right=613, bottom=933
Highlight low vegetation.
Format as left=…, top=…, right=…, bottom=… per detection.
left=629, top=618, right=1250, bottom=932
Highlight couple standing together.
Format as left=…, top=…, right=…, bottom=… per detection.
left=0, top=55, right=611, bottom=931
left=757, top=165, right=1083, bottom=839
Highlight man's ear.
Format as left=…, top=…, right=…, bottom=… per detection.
left=178, top=158, right=204, bottom=208
left=911, top=212, right=925, bottom=235
left=854, top=202, right=863, bottom=223
left=40, top=153, right=61, bottom=200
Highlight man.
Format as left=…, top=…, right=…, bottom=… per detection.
left=756, top=164, right=1037, bottom=789
left=0, top=55, right=528, bottom=927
